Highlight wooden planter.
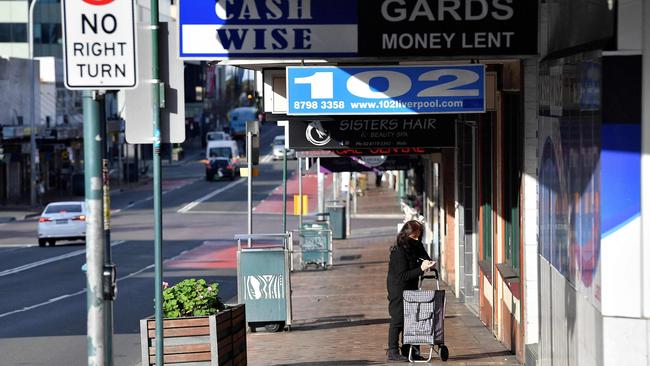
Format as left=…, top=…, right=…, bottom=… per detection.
left=140, top=304, right=246, bottom=366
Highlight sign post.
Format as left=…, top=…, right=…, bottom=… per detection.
left=61, top=0, right=137, bottom=365
left=82, top=90, right=105, bottom=366
left=148, top=1, right=164, bottom=365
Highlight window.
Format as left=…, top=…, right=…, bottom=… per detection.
left=209, top=147, right=232, bottom=158
left=503, top=92, right=522, bottom=270
left=45, top=204, right=82, bottom=213
left=40, top=23, right=61, bottom=44
left=480, top=115, right=493, bottom=262
left=0, top=23, right=28, bottom=43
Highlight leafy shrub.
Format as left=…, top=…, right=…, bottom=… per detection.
left=162, top=279, right=225, bottom=318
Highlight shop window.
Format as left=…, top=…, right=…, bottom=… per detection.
left=495, top=92, right=523, bottom=299
left=478, top=114, right=494, bottom=282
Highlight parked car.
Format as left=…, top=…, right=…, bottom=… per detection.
left=205, top=140, right=241, bottom=181
left=272, top=135, right=296, bottom=160
left=206, top=131, right=232, bottom=143
left=37, top=201, right=86, bottom=247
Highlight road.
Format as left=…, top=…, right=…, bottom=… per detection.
left=0, top=124, right=298, bottom=366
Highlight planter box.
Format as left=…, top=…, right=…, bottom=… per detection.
left=140, top=304, right=246, bottom=366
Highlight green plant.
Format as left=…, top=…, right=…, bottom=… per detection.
left=162, top=279, right=225, bottom=318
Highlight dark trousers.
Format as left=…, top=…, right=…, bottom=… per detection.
left=388, top=298, right=403, bottom=350
left=388, top=297, right=421, bottom=355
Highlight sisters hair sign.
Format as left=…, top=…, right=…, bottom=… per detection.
left=178, top=0, right=537, bottom=59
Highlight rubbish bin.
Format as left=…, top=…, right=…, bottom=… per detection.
left=294, top=227, right=332, bottom=270
left=235, top=233, right=292, bottom=332
left=326, top=203, right=346, bottom=240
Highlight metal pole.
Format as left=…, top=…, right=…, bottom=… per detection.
left=28, top=0, right=39, bottom=207
left=247, top=131, right=253, bottom=247
left=317, top=158, right=324, bottom=213
left=83, top=90, right=105, bottom=366
left=99, top=95, right=113, bottom=366
left=282, top=148, right=287, bottom=233
left=150, top=0, right=164, bottom=365
left=298, top=157, right=303, bottom=228
left=397, top=170, right=404, bottom=204
left=642, top=0, right=650, bottom=317
left=345, top=174, right=351, bottom=237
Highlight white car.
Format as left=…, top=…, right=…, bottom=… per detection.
left=37, top=201, right=86, bottom=247
left=272, top=135, right=296, bottom=160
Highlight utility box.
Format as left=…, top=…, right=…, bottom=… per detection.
left=326, top=203, right=346, bottom=240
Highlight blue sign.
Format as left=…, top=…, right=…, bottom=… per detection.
left=179, top=0, right=358, bottom=58
left=287, top=65, right=485, bottom=115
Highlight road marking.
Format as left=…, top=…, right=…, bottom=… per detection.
left=0, top=244, right=37, bottom=248
left=0, top=240, right=127, bottom=278
left=175, top=152, right=275, bottom=215
left=0, top=244, right=193, bottom=319
left=0, top=288, right=87, bottom=319
left=111, top=178, right=199, bottom=215
left=181, top=210, right=283, bottom=216
left=261, top=154, right=273, bottom=163
left=177, top=179, right=244, bottom=213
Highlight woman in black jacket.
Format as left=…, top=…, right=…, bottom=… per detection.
left=386, top=220, right=435, bottom=362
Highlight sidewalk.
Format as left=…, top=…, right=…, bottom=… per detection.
left=246, top=184, right=520, bottom=365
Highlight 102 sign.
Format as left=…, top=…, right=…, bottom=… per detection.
left=287, top=65, right=485, bottom=116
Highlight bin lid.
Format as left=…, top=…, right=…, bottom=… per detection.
left=316, top=212, right=330, bottom=221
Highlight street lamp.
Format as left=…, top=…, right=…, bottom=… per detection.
left=28, top=0, right=40, bottom=206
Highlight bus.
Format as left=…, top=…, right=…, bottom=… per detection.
left=227, top=106, right=259, bottom=139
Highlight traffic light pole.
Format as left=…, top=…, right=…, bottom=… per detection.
left=83, top=90, right=106, bottom=366
left=150, top=0, right=164, bottom=365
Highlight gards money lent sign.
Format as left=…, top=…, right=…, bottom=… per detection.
left=358, top=0, right=538, bottom=57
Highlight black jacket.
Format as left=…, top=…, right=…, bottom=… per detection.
left=386, top=239, right=432, bottom=301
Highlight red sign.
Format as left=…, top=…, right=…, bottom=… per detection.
left=82, top=0, right=114, bottom=5
left=334, top=148, right=433, bottom=156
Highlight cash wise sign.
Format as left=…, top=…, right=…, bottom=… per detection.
left=179, top=0, right=358, bottom=58
left=178, top=0, right=536, bottom=59
left=62, top=0, right=137, bottom=89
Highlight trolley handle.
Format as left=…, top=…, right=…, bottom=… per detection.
left=423, top=268, right=439, bottom=280
left=420, top=269, right=440, bottom=290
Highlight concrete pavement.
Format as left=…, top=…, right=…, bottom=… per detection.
left=246, top=184, right=520, bottom=365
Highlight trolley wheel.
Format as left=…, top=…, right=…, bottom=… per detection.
left=439, top=345, right=449, bottom=361
left=264, top=321, right=285, bottom=332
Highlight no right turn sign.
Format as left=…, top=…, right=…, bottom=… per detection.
left=62, top=0, right=137, bottom=90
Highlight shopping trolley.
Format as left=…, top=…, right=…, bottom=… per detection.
left=402, top=269, right=449, bottom=362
